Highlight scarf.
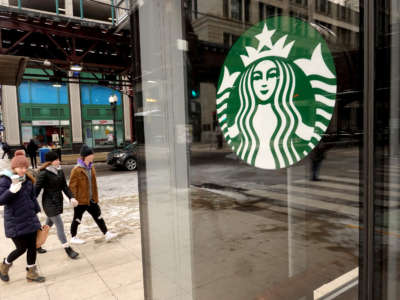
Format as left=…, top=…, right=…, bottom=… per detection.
left=0, top=169, right=26, bottom=182
left=77, top=159, right=92, bottom=170
left=46, top=165, right=61, bottom=175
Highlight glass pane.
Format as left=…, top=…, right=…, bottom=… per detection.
left=81, top=85, right=91, bottom=105
left=231, top=0, right=242, bottom=20
left=374, top=1, right=400, bottom=298
left=134, top=1, right=362, bottom=299
left=18, top=81, right=30, bottom=103
left=30, top=82, right=62, bottom=104
left=91, top=86, right=122, bottom=106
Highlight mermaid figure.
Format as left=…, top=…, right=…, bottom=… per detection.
left=217, top=22, right=337, bottom=169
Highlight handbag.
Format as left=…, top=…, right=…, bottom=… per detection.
left=36, top=225, right=50, bottom=248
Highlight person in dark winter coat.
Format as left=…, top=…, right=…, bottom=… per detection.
left=26, top=139, right=39, bottom=169
left=69, top=145, right=117, bottom=244
left=0, top=150, right=45, bottom=283
left=2, top=142, right=10, bottom=159
left=35, top=151, right=79, bottom=259
left=309, top=141, right=327, bottom=181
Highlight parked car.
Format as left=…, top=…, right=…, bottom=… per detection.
left=107, top=142, right=137, bottom=171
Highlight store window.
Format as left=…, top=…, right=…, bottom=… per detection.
left=134, top=1, right=363, bottom=299
left=80, top=85, right=124, bottom=149
left=18, top=81, right=72, bottom=149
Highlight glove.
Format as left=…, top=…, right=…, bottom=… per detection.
left=9, top=182, right=22, bottom=193
left=70, top=198, right=79, bottom=207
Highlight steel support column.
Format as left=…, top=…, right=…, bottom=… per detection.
left=361, top=0, right=375, bottom=299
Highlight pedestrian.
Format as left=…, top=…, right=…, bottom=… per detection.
left=27, top=139, right=39, bottom=169
left=69, top=145, right=117, bottom=244
left=35, top=151, right=79, bottom=259
left=0, top=150, right=45, bottom=283
left=2, top=142, right=10, bottom=159
left=309, top=142, right=326, bottom=181
left=216, top=126, right=223, bottom=149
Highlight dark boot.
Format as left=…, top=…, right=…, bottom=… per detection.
left=65, top=247, right=79, bottom=259
left=37, top=247, right=47, bottom=254
left=26, top=265, right=45, bottom=283
left=0, top=259, right=12, bottom=282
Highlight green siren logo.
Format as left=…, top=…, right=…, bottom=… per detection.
left=216, top=17, right=337, bottom=169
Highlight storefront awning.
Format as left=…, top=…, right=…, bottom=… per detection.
left=0, top=55, right=28, bottom=86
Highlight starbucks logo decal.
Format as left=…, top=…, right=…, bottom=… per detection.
left=216, top=17, right=337, bottom=169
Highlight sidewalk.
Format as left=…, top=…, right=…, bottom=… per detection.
left=0, top=152, right=144, bottom=300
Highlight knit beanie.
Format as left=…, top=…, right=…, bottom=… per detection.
left=11, top=150, right=29, bottom=169
left=45, top=151, right=59, bottom=162
left=80, top=144, right=94, bottom=158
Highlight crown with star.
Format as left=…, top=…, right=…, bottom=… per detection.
left=240, top=23, right=295, bottom=67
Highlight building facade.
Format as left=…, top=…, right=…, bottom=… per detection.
left=2, top=76, right=131, bottom=152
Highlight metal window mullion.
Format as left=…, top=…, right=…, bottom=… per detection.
left=111, top=0, right=115, bottom=26
left=55, top=0, right=59, bottom=15
left=80, top=0, right=84, bottom=19
left=362, top=0, right=375, bottom=299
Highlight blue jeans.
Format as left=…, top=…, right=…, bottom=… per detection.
left=46, top=214, right=67, bottom=245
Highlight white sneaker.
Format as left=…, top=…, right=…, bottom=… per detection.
left=105, top=232, right=118, bottom=242
left=70, top=236, right=86, bottom=244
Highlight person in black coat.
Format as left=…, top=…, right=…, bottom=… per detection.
left=309, top=141, right=327, bottom=181
left=2, top=142, right=10, bottom=159
left=0, top=150, right=45, bottom=283
left=26, top=139, right=39, bottom=169
left=35, top=151, right=79, bottom=259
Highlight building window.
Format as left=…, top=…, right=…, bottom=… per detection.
left=231, top=0, right=242, bottom=21
left=80, top=84, right=124, bottom=148
left=223, top=0, right=250, bottom=22
left=223, top=0, right=229, bottom=18
left=245, top=0, right=250, bottom=22
left=316, top=0, right=326, bottom=14
left=18, top=80, right=72, bottom=149
left=339, top=6, right=348, bottom=21
left=291, top=0, right=308, bottom=6
left=223, top=32, right=240, bottom=47
left=259, top=3, right=282, bottom=22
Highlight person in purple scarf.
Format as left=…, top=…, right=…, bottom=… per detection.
left=68, top=145, right=117, bottom=244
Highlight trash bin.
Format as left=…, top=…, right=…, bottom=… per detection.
left=39, top=148, right=50, bottom=163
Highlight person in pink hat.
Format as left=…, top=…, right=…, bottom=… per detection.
left=0, top=150, right=45, bottom=283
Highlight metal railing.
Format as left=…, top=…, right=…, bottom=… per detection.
left=11, top=0, right=130, bottom=26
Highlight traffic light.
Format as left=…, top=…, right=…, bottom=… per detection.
left=191, top=89, right=199, bottom=98
left=190, top=78, right=200, bottom=99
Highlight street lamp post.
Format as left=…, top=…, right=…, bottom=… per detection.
left=108, top=94, right=118, bottom=149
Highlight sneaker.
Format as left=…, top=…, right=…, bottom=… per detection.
left=70, top=237, right=86, bottom=244
left=105, top=231, right=118, bottom=242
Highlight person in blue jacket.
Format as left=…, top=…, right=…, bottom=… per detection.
left=0, top=150, right=45, bottom=283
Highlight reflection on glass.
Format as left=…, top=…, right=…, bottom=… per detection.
left=135, top=0, right=362, bottom=299
left=374, top=1, right=400, bottom=299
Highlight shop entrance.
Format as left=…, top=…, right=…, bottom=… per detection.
left=32, top=125, right=72, bottom=149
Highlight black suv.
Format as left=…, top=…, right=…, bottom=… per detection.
left=107, top=142, right=137, bottom=171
